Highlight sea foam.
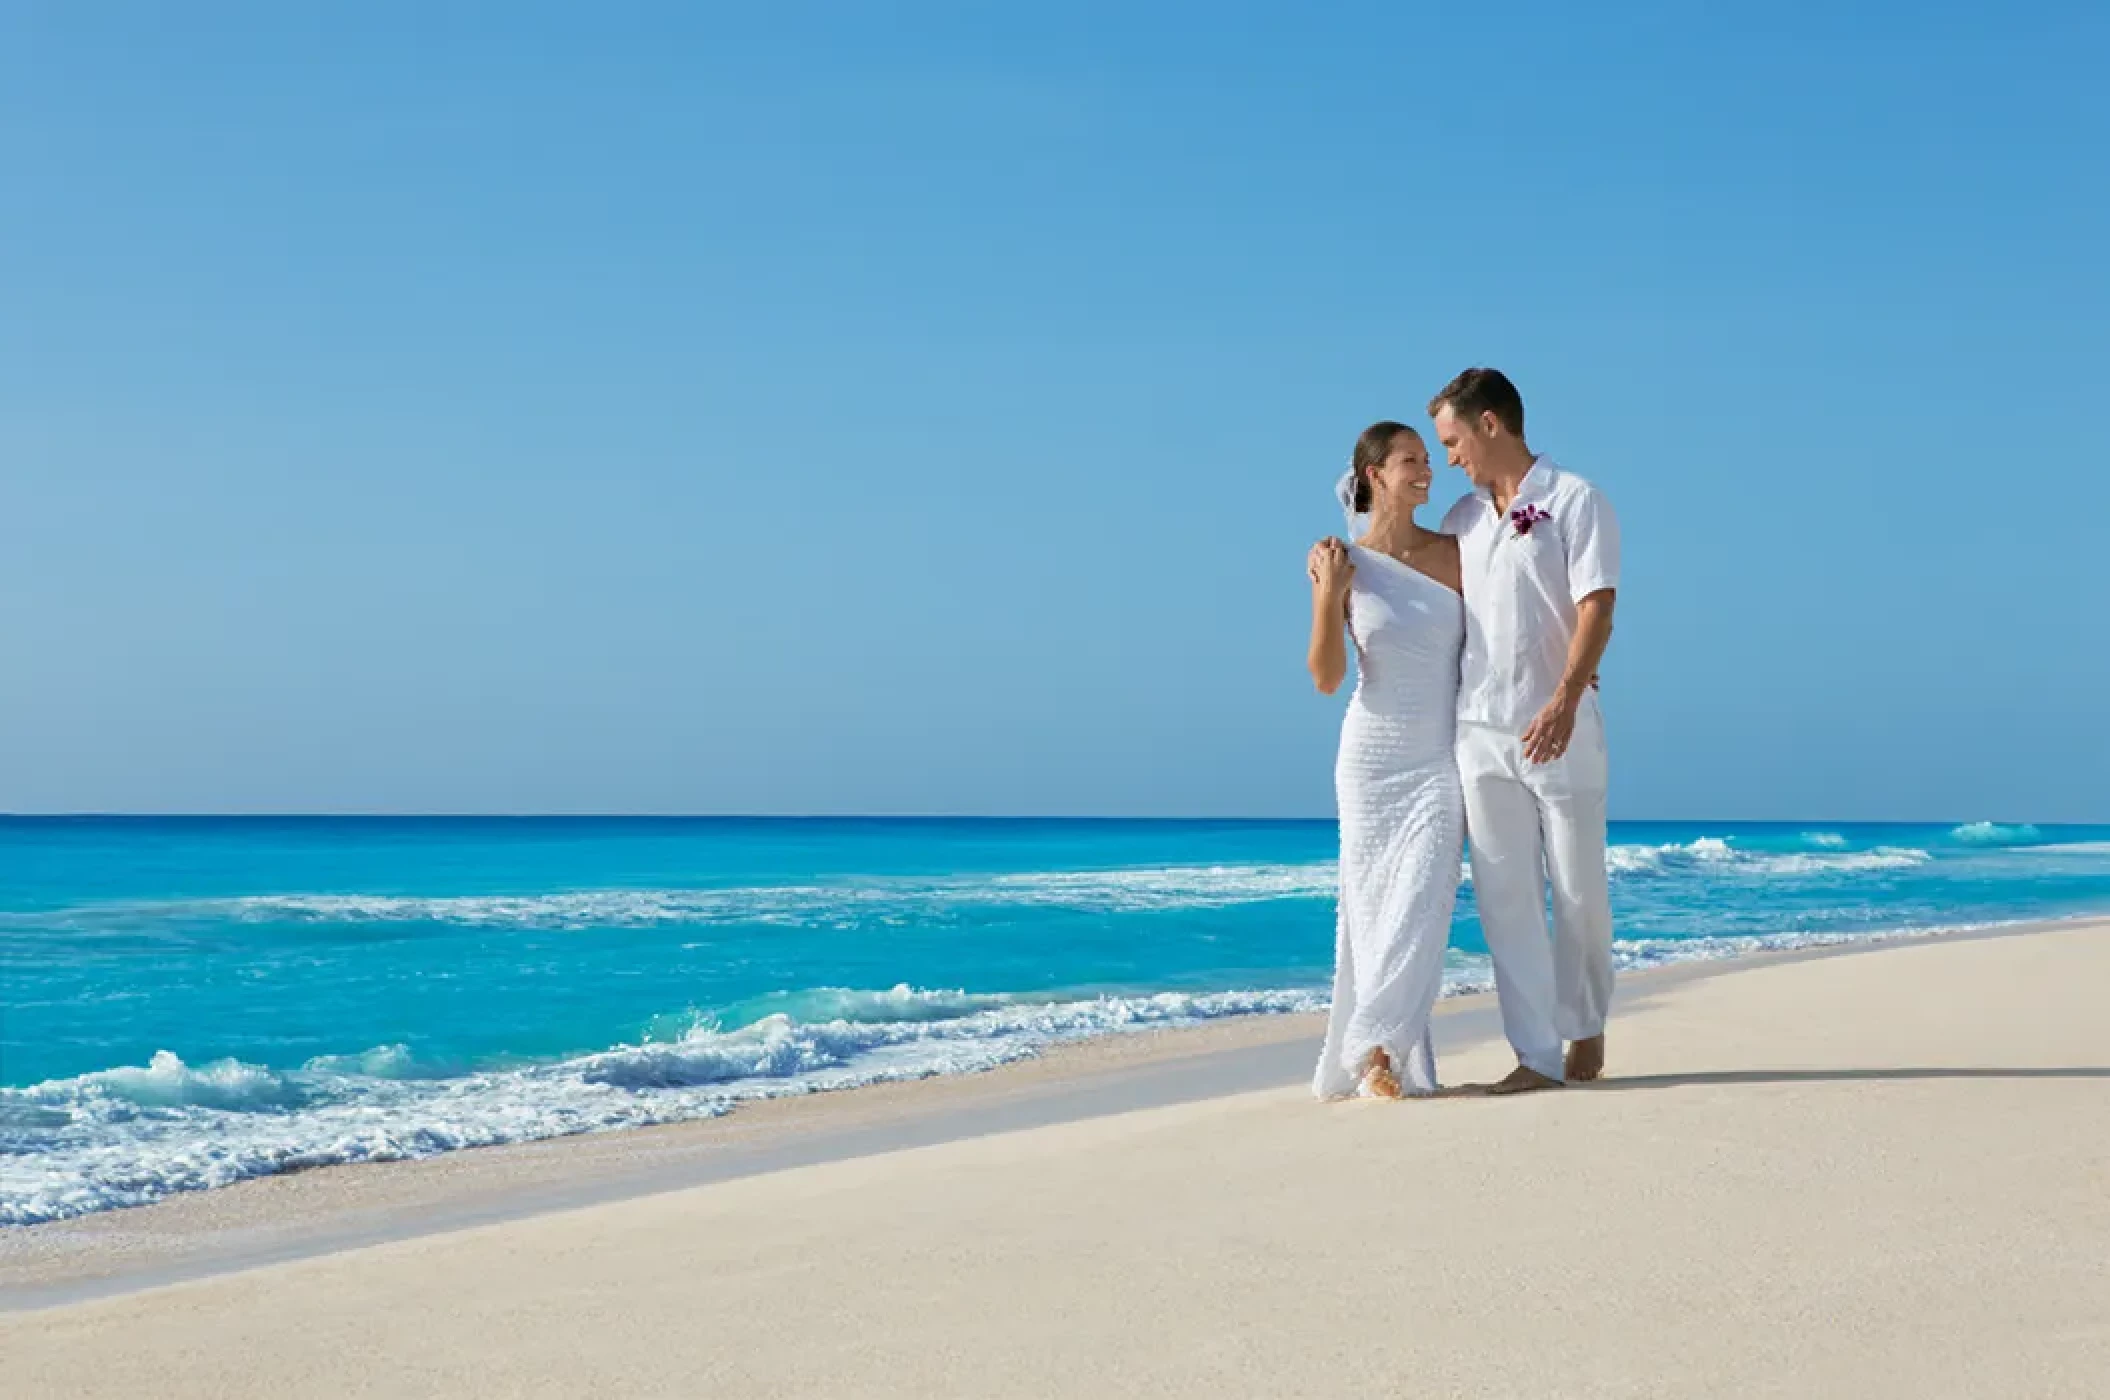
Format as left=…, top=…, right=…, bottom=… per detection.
left=1950, top=822, right=2043, bottom=846
left=1603, top=838, right=1928, bottom=878
left=57, top=840, right=1944, bottom=938
left=0, top=985, right=1325, bottom=1226
left=184, top=863, right=1344, bottom=930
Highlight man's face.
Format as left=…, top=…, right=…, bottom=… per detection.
left=1432, top=403, right=1497, bottom=490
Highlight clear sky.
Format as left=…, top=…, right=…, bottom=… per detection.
left=4, top=3, right=2106, bottom=821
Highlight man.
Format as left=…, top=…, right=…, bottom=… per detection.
left=1431, top=368, right=1619, bottom=1094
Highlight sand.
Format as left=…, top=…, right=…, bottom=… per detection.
left=5, top=921, right=2108, bottom=1398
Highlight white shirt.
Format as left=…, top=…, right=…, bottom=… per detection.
left=1440, top=457, right=1620, bottom=733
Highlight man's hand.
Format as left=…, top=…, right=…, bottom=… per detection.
left=1521, top=689, right=1583, bottom=764
left=1526, top=591, right=1615, bottom=763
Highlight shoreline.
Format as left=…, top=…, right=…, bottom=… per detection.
left=7, top=915, right=2106, bottom=1397
left=2, top=913, right=2092, bottom=1312
left=8, top=821, right=2097, bottom=1235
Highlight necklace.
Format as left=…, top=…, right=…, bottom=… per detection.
left=1356, top=525, right=1427, bottom=567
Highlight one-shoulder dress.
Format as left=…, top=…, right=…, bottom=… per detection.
left=1313, top=544, right=1466, bottom=1098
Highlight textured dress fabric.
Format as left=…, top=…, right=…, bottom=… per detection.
left=1313, top=545, right=1467, bottom=1098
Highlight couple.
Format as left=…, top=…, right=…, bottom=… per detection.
left=1308, top=368, right=1620, bottom=1100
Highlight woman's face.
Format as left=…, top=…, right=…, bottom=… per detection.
left=1371, top=434, right=1432, bottom=510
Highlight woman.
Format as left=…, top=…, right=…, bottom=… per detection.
left=1307, top=421, right=1465, bottom=1099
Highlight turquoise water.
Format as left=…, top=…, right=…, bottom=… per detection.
left=4, top=816, right=2107, bottom=1224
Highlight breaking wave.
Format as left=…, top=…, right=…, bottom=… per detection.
left=196, top=864, right=1342, bottom=929
left=1603, top=838, right=1929, bottom=878
left=36, top=838, right=1960, bottom=940
left=0, top=985, right=1324, bottom=1226
left=1950, top=822, right=2043, bottom=846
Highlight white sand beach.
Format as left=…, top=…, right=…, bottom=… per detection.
left=5, top=921, right=2108, bottom=1398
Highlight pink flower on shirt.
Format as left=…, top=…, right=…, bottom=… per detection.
left=1509, top=503, right=1551, bottom=537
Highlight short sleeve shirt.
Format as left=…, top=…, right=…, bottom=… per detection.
left=1439, top=458, right=1619, bottom=733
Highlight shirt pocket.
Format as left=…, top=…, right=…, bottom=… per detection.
left=1508, top=518, right=1566, bottom=571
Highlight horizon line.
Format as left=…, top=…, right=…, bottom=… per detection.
left=0, top=812, right=2083, bottom=826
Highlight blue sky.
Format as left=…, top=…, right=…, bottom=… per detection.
left=3, top=3, right=2105, bottom=820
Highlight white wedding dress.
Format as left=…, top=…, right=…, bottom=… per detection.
left=1313, top=544, right=1466, bottom=1098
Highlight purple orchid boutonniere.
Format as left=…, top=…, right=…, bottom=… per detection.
left=1509, top=503, right=1551, bottom=537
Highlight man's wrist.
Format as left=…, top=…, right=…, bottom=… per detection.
left=1554, top=677, right=1590, bottom=707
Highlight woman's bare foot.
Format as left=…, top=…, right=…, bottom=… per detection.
left=1486, top=1064, right=1563, bottom=1095
left=1360, top=1049, right=1404, bottom=1099
left=1565, top=1035, right=1605, bottom=1082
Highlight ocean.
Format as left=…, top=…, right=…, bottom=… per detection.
left=4, top=815, right=2107, bottom=1226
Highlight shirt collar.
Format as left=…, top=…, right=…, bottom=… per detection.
left=1474, top=455, right=1557, bottom=505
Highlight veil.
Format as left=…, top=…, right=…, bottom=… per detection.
left=1333, top=469, right=1365, bottom=536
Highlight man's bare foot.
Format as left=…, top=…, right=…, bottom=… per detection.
left=1360, top=1049, right=1404, bottom=1099
left=1486, top=1064, right=1563, bottom=1096
left=1565, top=1035, right=1606, bottom=1083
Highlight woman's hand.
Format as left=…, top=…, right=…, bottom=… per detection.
left=1307, top=537, right=1354, bottom=600
left=1305, top=538, right=1352, bottom=694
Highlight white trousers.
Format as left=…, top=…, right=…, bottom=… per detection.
left=1457, top=703, right=1614, bottom=1081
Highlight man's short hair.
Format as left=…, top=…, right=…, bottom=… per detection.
left=1428, top=368, right=1525, bottom=438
